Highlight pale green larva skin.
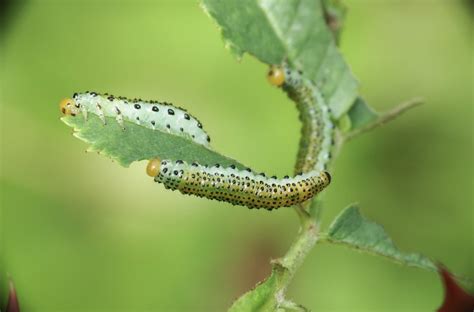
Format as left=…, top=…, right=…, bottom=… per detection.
left=72, top=92, right=211, bottom=147
left=279, top=65, right=334, bottom=173
left=155, top=160, right=331, bottom=210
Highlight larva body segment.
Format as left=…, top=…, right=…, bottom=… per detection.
left=153, top=160, right=331, bottom=210
left=65, top=92, right=211, bottom=147
left=269, top=65, right=335, bottom=173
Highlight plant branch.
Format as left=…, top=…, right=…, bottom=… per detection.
left=270, top=213, right=319, bottom=301
left=344, top=97, right=424, bottom=142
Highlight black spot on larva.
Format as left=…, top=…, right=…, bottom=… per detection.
left=298, top=70, right=303, bottom=74
left=206, top=136, right=211, bottom=142
left=180, top=127, right=184, bottom=132
left=271, top=176, right=276, bottom=179
left=163, top=168, right=168, bottom=173
left=136, top=117, right=140, bottom=121
left=192, top=135, right=195, bottom=138
left=168, top=109, right=175, bottom=115
left=166, top=124, right=171, bottom=129
left=297, top=172, right=303, bottom=176
left=151, top=121, right=155, bottom=125
left=73, top=92, right=78, bottom=98
left=197, top=122, right=202, bottom=128
left=230, top=165, right=236, bottom=169
left=215, top=164, right=220, bottom=168
left=173, top=170, right=179, bottom=175
left=284, top=175, right=289, bottom=179
left=259, top=173, right=266, bottom=177
left=246, top=168, right=252, bottom=172
left=192, top=162, right=198, bottom=167
left=134, top=104, right=141, bottom=109
left=325, top=171, right=331, bottom=183
left=176, top=160, right=183, bottom=164
left=152, top=106, right=159, bottom=112
left=184, top=113, right=190, bottom=120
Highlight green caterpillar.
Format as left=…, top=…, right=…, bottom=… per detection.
left=268, top=64, right=335, bottom=173
left=59, top=92, right=211, bottom=146
left=146, top=159, right=331, bottom=210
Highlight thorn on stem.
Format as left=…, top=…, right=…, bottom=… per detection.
left=6, top=278, right=20, bottom=312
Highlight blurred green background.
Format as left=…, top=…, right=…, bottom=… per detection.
left=0, top=0, right=472, bottom=311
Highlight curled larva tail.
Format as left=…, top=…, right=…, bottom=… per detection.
left=147, top=159, right=331, bottom=210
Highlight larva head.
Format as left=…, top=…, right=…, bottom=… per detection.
left=146, top=158, right=162, bottom=177
left=59, top=98, right=78, bottom=116
left=267, top=66, right=285, bottom=87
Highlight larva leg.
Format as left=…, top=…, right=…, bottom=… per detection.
left=114, top=106, right=125, bottom=130
left=81, top=106, right=88, bottom=120
left=96, top=103, right=106, bottom=125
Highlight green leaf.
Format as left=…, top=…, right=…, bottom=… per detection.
left=325, top=205, right=437, bottom=271
left=346, top=97, right=378, bottom=131
left=201, top=0, right=359, bottom=118
left=228, top=268, right=280, bottom=312
left=61, top=114, right=243, bottom=168
left=322, top=0, right=348, bottom=43
left=343, top=97, right=423, bottom=141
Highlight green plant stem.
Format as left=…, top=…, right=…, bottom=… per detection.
left=278, top=213, right=318, bottom=275
left=264, top=99, right=424, bottom=308
left=270, top=211, right=319, bottom=302
left=268, top=130, right=346, bottom=307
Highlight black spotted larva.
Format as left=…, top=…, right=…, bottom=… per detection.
left=146, top=158, right=331, bottom=210
left=59, top=92, right=211, bottom=147
left=268, top=64, right=335, bottom=173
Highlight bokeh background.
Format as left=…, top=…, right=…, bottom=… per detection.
left=0, top=1, right=472, bottom=311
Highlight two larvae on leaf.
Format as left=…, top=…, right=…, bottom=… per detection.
left=60, top=63, right=334, bottom=210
